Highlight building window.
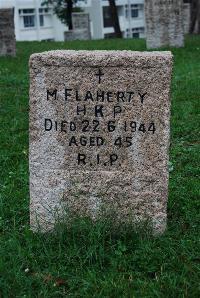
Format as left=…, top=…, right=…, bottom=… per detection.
left=104, top=32, right=116, bottom=39
left=19, top=9, right=35, bottom=28
left=39, top=7, right=52, bottom=28
left=39, top=14, right=44, bottom=27
left=23, top=15, right=35, bottom=27
left=125, top=4, right=139, bottom=18
left=39, top=8, right=49, bottom=14
left=126, top=27, right=144, bottom=38
left=126, top=28, right=130, bottom=38
left=132, top=32, right=139, bottom=38
left=131, top=9, right=138, bottom=18
left=103, top=7, right=113, bottom=28
left=19, top=9, right=35, bottom=14
left=132, top=27, right=144, bottom=38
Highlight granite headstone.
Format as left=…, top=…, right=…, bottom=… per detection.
left=64, top=12, right=91, bottom=41
left=145, top=0, right=184, bottom=49
left=29, top=50, right=173, bottom=233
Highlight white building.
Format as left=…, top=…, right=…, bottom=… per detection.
left=78, top=0, right=145, bottom=39
left=0, top=0, right=68, bottom=41
left=0, top=0, right=145, bottom=41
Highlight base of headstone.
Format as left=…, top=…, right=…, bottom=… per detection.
left=29, top=50, right=173, bottom=235
left=64, top=29, right=91, bottom=41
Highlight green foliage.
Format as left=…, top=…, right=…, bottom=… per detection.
left=42, top=0, right=80, bottom=28
left=0, top=36, right=200, bottom=297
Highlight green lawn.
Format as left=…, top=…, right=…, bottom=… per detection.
left=0, top=36, right=199, bottom=297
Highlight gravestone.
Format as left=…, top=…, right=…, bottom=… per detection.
left=64, top=12, right=91, bottom=41
left=183, top=3, right=191, bottom=34
left=145, top=0, right=184, bottom=49
left=72, top=12, right=90, bottom=32
left=29, top=50, right=173, bottom=233
left=0, top=8, right=16, bottom=56
left=64, top=29, right=90, bottom=41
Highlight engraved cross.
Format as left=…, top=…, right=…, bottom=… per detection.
left=95, top=68, right=104, bottom=84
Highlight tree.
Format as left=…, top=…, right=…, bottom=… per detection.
left=188, top=0, right=200, bottom=34
left=42, top=0, right=78, bottom=30
left=108, top=0, right=122, bottom=38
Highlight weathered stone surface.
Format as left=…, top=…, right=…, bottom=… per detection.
left=64, top=29, right=90, bottom=41
left=145, top=0, right=184, bottom=49
left=29, top=50, right=173, bottom=233
left=183, top=3, right=191, bottom=34
left=72, top=12, right=90, bottom=32
left=0, top=8, right=16, bottom=56
left=64, top=13, right=91, bottom=41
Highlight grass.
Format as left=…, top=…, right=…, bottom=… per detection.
left=0, top=36, right=200, bottom=297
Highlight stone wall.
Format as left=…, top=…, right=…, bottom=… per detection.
left=0, top=8, right=16, bottom=56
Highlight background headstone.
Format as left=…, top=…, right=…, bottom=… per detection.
left=145, top=0, right=184, bottom=49
left=64, top=29, right=91, bottom=41
left=72, top=12, right=90, bottom=31
left=64, top=12, right=91, bottom=41
left=0, top=8, right=16, bottom=56
left=29, top=50, right=173, bottom=233
left=183, top=3, right=191, bottom=34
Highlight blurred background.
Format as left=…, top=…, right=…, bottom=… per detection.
left=0, top=0, right=198, bottom=43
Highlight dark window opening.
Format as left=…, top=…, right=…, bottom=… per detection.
left=103, top=7, right=113, bottom=28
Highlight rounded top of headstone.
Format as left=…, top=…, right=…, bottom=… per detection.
left=29, top=50, right=173, bottom=69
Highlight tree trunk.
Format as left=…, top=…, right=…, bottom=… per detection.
left=189, top=0, right=200, bottom=34
left=198, top=1, right=200, bottom=33
left=67, top=0, right=73, bottom=30
left=108, top=0, right=122, bottom=38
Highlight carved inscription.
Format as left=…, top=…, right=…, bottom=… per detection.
left=29, top=51, right=173, bottom=233
left=43, top=68, right=157, bottom=168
